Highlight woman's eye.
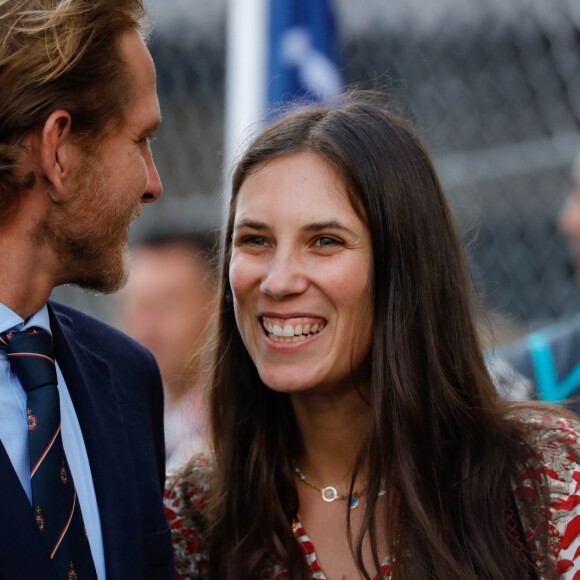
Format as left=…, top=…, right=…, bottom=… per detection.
left=240, top=236, right=267, bottom=246
left=314, top=236, right=340, bottom=248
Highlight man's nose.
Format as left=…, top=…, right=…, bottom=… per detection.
left=142, top=146, right=163, bottom=203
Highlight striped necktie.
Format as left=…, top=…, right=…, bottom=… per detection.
left=0, top=327, right=97, bottom=579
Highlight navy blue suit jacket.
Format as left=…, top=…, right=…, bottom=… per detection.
left=0, top=301, right=174, bottom=579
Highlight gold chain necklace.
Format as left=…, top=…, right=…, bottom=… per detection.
left=292, top=464, right=385, bottom=509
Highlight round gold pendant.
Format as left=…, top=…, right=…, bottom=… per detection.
left=321, top=486, right=339, bottom=502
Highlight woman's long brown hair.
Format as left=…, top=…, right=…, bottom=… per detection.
left=205, top=94, right=558, bottom=579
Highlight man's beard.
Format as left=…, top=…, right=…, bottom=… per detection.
left=36, top=154, right=141, bottom=294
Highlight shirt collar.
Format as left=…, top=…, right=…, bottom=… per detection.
left=0, top=303, right=52, bottom=336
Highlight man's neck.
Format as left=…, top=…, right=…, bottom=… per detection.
left=0, top=196, right=60, bottom=320
left=0, top=218, right=57, bottom=319
left=0, top=275, right=53, bottom=320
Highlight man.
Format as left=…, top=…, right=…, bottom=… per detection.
left=117, top=233, right=216, bottom=469
left=498, top=151, right=580, bottom=411
left=0, top=1, right=173, bottom=578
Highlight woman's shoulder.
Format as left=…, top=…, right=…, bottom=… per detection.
left=164, top=453, right=213, bottom=579
left=515, top=408, right=580, bottom=576
left=516, top=407, right=580, bottom=456
left=515, top=408, right=580, bottom=491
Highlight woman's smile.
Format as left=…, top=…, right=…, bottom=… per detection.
left=261, top=316, right=327, bottom=342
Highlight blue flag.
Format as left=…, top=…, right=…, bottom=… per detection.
left=267, top=0, right=343, bottom=109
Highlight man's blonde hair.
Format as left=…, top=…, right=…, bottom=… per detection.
left=0, top=0, right=148, bottom=219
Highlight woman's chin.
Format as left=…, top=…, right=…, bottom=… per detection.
left=260, top=371, right=319, bottom=395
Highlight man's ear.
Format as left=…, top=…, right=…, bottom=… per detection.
left=38, top=110, right=75, bottom=201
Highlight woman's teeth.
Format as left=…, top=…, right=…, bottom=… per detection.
left=262, top=317, right=326, bottom=342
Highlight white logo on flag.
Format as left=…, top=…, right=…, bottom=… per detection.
left=280, top=26, right=342, bottom=101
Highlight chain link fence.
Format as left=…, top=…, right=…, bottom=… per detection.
left=53, top=0, right=580, bottom=342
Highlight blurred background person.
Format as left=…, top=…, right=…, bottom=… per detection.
left=497, top=152, right=580, bottom=410
left=117, top=232, right=217, bottom=469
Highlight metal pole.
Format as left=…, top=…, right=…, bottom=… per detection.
left=223, top=0, right=269, bottom=222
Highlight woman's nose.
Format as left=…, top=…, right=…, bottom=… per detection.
left=259, top=250, right=309, bottom=300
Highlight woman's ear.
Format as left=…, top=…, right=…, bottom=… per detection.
left=38, top=110, right=75, bottom=201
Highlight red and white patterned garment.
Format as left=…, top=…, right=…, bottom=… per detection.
left=164, top=412, right=580, bottom=579
left=288, top=517, right=392, bottom=580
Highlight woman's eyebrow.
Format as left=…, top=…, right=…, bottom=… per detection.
left=233, top=219, right=358, bottom=237
left=233, top=219, right=270, bottom=231
left=302, top=220, right=357, bottom=236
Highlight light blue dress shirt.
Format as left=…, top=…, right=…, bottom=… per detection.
left=0, top=303, right=106, bottom=579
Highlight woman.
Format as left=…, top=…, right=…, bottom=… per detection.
left=164, top=95, right=580, bottom=579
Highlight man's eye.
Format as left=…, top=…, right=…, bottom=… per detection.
left=139, top=135, right=156, bottom=147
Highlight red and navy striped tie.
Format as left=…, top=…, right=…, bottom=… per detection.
left=0, top=327, right=97, bottom=579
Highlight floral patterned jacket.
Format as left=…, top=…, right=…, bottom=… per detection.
left=164, top=412, right=580, bottom=579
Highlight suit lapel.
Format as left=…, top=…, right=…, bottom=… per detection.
left=49, top=305, right=141, bottom=580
